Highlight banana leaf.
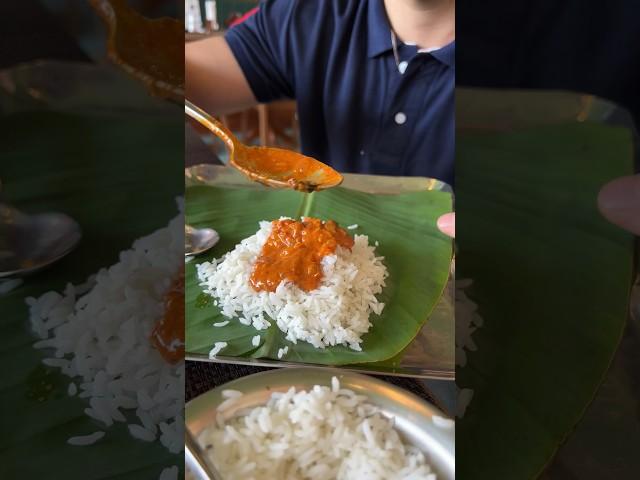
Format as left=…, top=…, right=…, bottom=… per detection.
left=0, top=109, right=183, bottom=478
left=185, top=184, right=453, bottom=365
left=455, top=119, right=635, bottom=478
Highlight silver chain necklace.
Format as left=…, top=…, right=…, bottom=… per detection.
left=390, top=30, right=401, bottom=71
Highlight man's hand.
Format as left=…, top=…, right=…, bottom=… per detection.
left=437, top=212, right=455, bottom=238
left=598, top=175, right=640, bottom=235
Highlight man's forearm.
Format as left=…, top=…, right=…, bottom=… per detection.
left=185, top=35, right=258, bottom=115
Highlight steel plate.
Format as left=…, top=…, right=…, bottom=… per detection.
left=185, top=367, right=455, bottom=480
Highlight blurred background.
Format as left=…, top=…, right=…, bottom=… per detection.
left=3, top=0, right=294, bottom=167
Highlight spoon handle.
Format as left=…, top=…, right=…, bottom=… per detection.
left=185, top=99, right=238, bottom=153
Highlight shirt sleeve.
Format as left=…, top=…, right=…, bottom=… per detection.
left=225, top=0, right=297, bottom=103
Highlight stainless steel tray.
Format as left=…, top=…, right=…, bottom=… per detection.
left=185, top=367, right=455, bottom=480
left=185, top=164, right=454, bottom=379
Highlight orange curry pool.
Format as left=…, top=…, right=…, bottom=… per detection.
left=151, top=265, right=184, bottom=363
left=250, top=218, right=354, bottom=293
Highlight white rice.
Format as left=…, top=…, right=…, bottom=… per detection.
left=27, top=207, right=185, bottom=457
left=217, top=396, right=242, bottom=413
left=0, top=278, right=23, bottom=295
left=209, top=342, right=227, bottom=358
left=159, top=466, right=178, bottom=480
left=251, top=335, right=261, bottom=347
left=347, top=224, right=359, bottom=230
left=128, top=424, right=157, bottom=442
left=197, top=219, right=388, bottom=350
left=67, top=431, right=105, bottom=446
left=277, top=346, right=288, bottom=359
left=222, top=389, right=243, bottom=399
left=213, top=321, right=230, bottom=327
left=200, top=377, right=436, bottom=480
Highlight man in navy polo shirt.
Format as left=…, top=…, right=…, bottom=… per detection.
left=186, top=0, right=454, bottom=187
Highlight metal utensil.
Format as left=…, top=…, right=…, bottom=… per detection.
left=185, top=100, right=343, bottom=192
left=185, top=427, right=224, bottom=480
left=0, top=203, right=81, bottom=278
left=185, top=224, right=219, bottom=257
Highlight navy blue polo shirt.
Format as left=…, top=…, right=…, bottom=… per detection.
left=225, top=0, right=454, bottom=184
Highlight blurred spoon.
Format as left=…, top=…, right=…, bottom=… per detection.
left=185, top=225, right=219, bottom=257
left=185, top=100, right=343, bottom=192
left=0, top=203, right=81, bottom=278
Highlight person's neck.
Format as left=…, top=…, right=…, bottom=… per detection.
left=383, top=0, right=455, bottom=50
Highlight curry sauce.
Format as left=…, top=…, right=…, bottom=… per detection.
left=241, top=148, right=343, bottom=192
left=151, top=265, right=184, bottom=364
left=250, top=218, right=354, bottom=292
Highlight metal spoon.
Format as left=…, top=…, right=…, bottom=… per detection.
left=185, top=100, right=343, bottom=192
left=185, top=224, right=219, bottom=257
left=0, top=203, right=81, bottom=278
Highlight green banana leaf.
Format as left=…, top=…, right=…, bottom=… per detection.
left=455, top=120, right=635, bottom=478
left=185, top=184, right=453, bottom=365
left=0, top=110, right=183, bottom=478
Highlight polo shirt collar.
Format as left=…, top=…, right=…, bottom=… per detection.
left=367, top=0, right=393, bottom=58
left=423, top=41, right=455, bottom=68
left=368, top=1, right=455, bottom=67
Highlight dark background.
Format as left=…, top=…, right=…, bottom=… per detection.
left=457, top=0, right=640, bottom=161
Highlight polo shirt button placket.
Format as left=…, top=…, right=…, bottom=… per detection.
left=394, top=112, right=407, bottom=125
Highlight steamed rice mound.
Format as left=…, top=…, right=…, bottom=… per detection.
left=196, top=219, right=388, bottom=350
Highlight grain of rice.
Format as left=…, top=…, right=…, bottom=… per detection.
left=251, top=335, right=260, bottom=347
left=128, top=424, right=157, bottom=442
left=159, top=465, right=178, bottom=480
left=213, top=321, right=229, bottom=327
left=222, top=389, right=243, bottom=399
left=277, top=346, right=288, bottom=359
left=209, top=342, right=227, bottom=358
left=217, top=396, right=241, bottom=412
left=67, top=431, right=105, bottom=446
left=0, top=278, right=23, bottom=295
left=347, top=224, right=359, bottom=230
left=68, top=383, right=78, bottom=396
left=42, top=358, right=68, bottom=368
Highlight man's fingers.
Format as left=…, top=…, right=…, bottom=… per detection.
left=598, top=175, right=640, bottom=235
left=437, top=212, right=455, bottom=238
